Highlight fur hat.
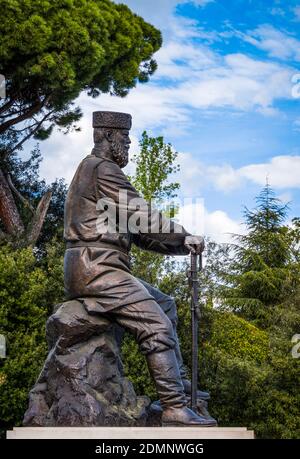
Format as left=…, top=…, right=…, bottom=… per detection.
left=93, top=111, right=132, bottom=130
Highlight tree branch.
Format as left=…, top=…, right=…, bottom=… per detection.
left=26, top=190, right=52, bottom=246
left=0, top=95, right=51, bottom=135
left=0, top=98, right=16, bottom=115
left=14, top=122, right=39, bottom=133
left=0, top=109, right=22, bottom=119
left=0, top=167, right=25, bottom=235
left=9, top=110, right=54, bottom=155
left=7, top=174, right=34, bottom=213
left=0, top=100, right=42, bottom=134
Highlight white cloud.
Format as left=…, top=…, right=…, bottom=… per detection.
left=175, top=152, right=242, bottom=195
left=177, top=153, right=300, bottom=194
left=240, top=155, right=300, bottom=188
left=277, top=191, right=293, bottom=204
left=38, top=115, right=92, bottom=184
left=175, top=152, right=206, bottom=195
left=35, top=2, right=297, bottom=187
left=168, top=53, right=293, bottom=112
left=204, top=209, right=243, bottom=243
left=216, top=155, right=300, bottom=191
left=177, top=200, right=242, bottom=243
left=242, top=25, right=300, bottom=61
left=177, top=199, right=205, bottom=235
left=115, top=0, right=213, bottom=29
left=206, top=164, right=241, bottom=191
left=155, top=40, right=217, bottom=80
left=207, top=155, right=300, bottom=191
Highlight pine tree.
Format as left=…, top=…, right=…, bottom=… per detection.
left=0, top=0, right=162, bottom=244
left=221, top=184, right=299, bottom=325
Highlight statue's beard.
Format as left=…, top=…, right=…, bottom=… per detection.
left=111, top=141, right=129, bottom=168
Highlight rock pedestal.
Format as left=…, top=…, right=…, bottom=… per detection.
left=23, top=300, right=150, bottom=427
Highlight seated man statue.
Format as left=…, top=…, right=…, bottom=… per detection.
left=64, top=111, right=216, bottom=427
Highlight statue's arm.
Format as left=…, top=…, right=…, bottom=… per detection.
left=131, top=231, right=190, bottom=256
left=96, top=160, right=191, bottom=256
left=130, top=206, right=191, bottom=255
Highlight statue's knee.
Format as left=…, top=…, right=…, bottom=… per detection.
left=158, top=314, right=176, bottom=341
left=138, top=314, right=176, bottom=355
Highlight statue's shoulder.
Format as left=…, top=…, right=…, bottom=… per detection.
left=77, top=155, right=109, bottom=174
left=81, top=154, right=103, bottom=166
left=81, top=155, right=125, bottom=181
left=94, top=157, right=123, bottom=177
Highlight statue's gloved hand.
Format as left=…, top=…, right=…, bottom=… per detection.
left=184, top=235, right=205, bottom=254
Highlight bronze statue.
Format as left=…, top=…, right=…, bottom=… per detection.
left=63, top=111, right=216, bottom=427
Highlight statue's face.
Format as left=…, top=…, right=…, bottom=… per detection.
left=111, top=129, right=131, bottom=168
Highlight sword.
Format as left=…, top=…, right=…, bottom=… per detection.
left=189, top=251, right=202, bottom=412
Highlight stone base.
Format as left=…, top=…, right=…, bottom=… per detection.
left=7, top=427, right=255, bottom=439
left=23, top=300, right=150, bottom=427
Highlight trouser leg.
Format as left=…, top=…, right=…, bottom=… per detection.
left=106, top=298, right=215, bottom=425
left=138, top=279, right=211, bottom=401
left=138, top=279, right=187, bottom=378
left=106, top=299, right=187, bottom=408
left=108, top=299, right=176, bottom=355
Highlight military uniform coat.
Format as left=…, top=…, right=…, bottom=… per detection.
left=64, top=148, right=190, bottom=314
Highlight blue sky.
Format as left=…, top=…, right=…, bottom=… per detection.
left=37, top=0, right=300, bottom=242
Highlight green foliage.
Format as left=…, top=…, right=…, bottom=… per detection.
left=208, top=311, right=269, bottom=363
left=130, top=131, right=180, bottom=202
left=0, top=244, right=64, bottom=432
left=203, top=351, right=300, bottom=439
left=158, top=266, right=300, bottom=438
left=197, top=185, right=300, bottom=438
left=0, top=0, right=162, bottom=138
left=130, top=249, right=165, bottom=286
left=121, top=333, right=156, bottom=401
left=220, top=185, right=300, bottom=324
left=242, top=185, right=290, bottom=267
left=0, top=331, right=46, bottom=430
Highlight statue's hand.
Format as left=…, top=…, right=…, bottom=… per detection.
left=184, top=235, right=205, bottom=254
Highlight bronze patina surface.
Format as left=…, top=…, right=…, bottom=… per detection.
left=24, top=111, right=216, bottom=427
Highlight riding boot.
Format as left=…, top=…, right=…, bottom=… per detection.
left=146, top=349, right=217, bottom=427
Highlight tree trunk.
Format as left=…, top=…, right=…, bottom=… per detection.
left=26, top=191, right=52, bottom=246
left=0, top=168, right=52, bottom=246
left=0, top=167, right=24, bottom=235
